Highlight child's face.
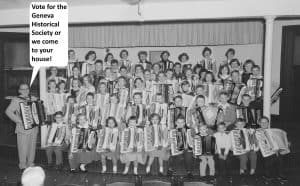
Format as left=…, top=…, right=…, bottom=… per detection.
left=118, top=78, right=126, bottom=87
left=133, top=94, right=142, bottom=104
left=151, top=116, right=160, bottom=125
left=162, top=53, right=169, bottom=61
left=217, top=125, right=226, bottom=133
left=153, top=65, right=160, bottom=72
left=135, top=67, right=143, bottom=75
left=252, top=68, right=260, bottom=76
left=107, top=55, right=113, bottom=62
left=120, top=69, right=127, bottom=76
left=205, top=74, right=213, bottom=82
left=182, top=84, right=190, bottom=92
left=196, top=87, right=204, bottom=95
left=105, top=69, right=112, bottom=77
left=99, top=84, right=106, bottom=93
left=139, top=54, right=147, bottom=61
left=166, top=71, right=173, bottom=79
left=69, top=51, right=76, bottom=60
left=86, top=95, right=94, bottom=105
left=196, top=97, right=205, bottom=107
left=55, top=114, right=63, bottom=123
left=204, top=51, right=211, bottom=58
left=144, top=71, right=151, bottom=80
left=50, top=68, right=58, bottom=76
left=110, top=96, right=118, bottom=104
left=128, top=119, right=137, bottom=127
left=73, top=67, right=80, bottom=76
left=245, top=63, right=253, bottom=72
left=48, top=82, right=56, bottom=91
left=72, top=80, right=79, bottom=88
left=181, top=55, right=188, bottom=62
left=78, top=115, right=86, bottom=125
left=83, top=77, right=89, bottom=85
left=221, top=67, right=229, bottom=75
left=185, top=70, right=192, bottom=77
left=259, top=118, right=269, bottom=129
left=121, top=52, right=128, bottom=59
left=88, top=54, right=96, bottom=61
left=231, top=62, right=239, bottom=69
left=107, top=119, right=116, bottom=128
left=67, top=98, right=75, bottom=104
left=111, top=63, right=118, bottom=72
left=135, top=80, right=144, bottom=89
left=235, top=121, right=245, bottom=129
left=176, top=119, right=185, bottom=128
left=227, top=51, right=234, bottom=59
left=59, top=83, right=65, bottom=91
left=220, top=94, right=228, bottom=104
left=156, top=95, right=163, bottom=103
left=95, top=63, right=103, bottom=71
left=151, top=73, right=156, bottom=80
left=174, top=98, right=183, bottom=107
left=174, top=65, right=181, bottom=72
left=158, top=73, right=165, bottom=82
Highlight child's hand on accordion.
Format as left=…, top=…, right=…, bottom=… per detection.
left=68, top=153, right=73, bottom=159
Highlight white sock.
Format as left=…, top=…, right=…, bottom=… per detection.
left=80, top=164, right=86, bottom=171
left=113, top=166, right=117, bottom=173
left=146, top=166, right=150, bottom=173
left=250, top=169, right=255, bottom=175
left=159, top=166, right=163, bottom=173
left=123, top=166, right=129, bottom=175
left=102, top=165, right=107, bottom=173
left=134, top=166, right=138, bottom=175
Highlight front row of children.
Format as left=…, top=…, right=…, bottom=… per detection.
left=45, top=112, right=289, bottom=181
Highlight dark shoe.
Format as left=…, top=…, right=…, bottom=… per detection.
left=277, top=176, right=288, bottom=182
left=167, top=169, right=174, bottom=177
left=70, top=169, right=78, bottom=173
left=158, top=172, right=164, bottom=177
left=186, top=172, right=193, bottom=179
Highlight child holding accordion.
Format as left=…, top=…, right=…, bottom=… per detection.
left=144, top=113, right=169, bottom=175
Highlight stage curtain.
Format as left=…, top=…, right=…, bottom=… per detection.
left=69, top=21, right=263, bottom=48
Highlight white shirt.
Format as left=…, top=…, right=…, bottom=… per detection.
left=214, top=132, right=232, bottom=155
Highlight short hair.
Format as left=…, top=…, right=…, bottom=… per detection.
left=48, top=79, right=56, bottom=85
left=120, top=65, right=127, bottom=71
left=106, top=116, right=118, bottom=127
left=204, top=71, right=216, bottom=82
left=104, top=53, right=114, bottom=62
left=218, top=122, right=226, bottom=127
left=54, top=111, right=63, bottom=117
left=202, top=47, right=212, bottom=57
left=133, top=92, right=142, bottom=98
left=229, top=58, right=240, bottom=66
left=219, top=91, right=229, bottom=97
left=181, top=80, right=190, bottom=87
left=243, top=59, right=255, bottom=71
left=178, top=52, right=189, bottom=62
left=72, top=65, right=79, bottom=71
left=66, top=95, right=75, bottom=102
left=135, top=64, right=144, bottom=71
left=152, top=63, right=161, bottom=69
left=138, top=50, right=147, bottom=57
left=236, top=118, right=245, bottom=123
left=149, top=113, right=161, bottom=123
left=86, top=92, right=95, bottom=98
left=242, top=93, right=251, bottom=99
left=68, top=49, right=75, bottom=54
left=225, top=48, right=235, bottom=57
left=176, top=114, right=185, bottom=121
left=160, top=51, right=170, bottom=58
left=231, top=70, right=240, bottom=76
left=119, top=49, right=129, bottom=58
left=195, top=84, right=205, bottom=90
left=111, top=59, right=119, bottom=65
left=85, top=50, right=96, bottom=61
left=218, top=65, right=230, bottom=78
left=259, top=116, right=270, bottom=123
left=95, top=59, right=103, bottom=65
left=252, top=65, right=261, bottom=70
left=196, top=94, right=205, bottom=100
left=174, top=62, right=182, bottom=67
left=173, top=95, right=183, bottom=101
left=128, top=116, right=137, bottom=123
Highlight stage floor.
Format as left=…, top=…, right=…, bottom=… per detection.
left=1, top=160, right=300, bottom=186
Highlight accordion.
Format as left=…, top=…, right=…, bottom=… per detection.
left=70, top=128, right=89, bottom=153
left=120, top=127, right=144, bottom=153
left=255, top=129, right=278, bottom=157
left=20, top=100, right=46, bottom=130
left=247, top=77, right=263, bottom=100
left=96, top=128, right=118, bottom=153
left=200, top=135, right=216, bottom=155
left=168, top=107, right=187, bottom=129
left=230, top=129, right=250, bottom=155
left=79, top=105, right=101, bottom=129
left=46, top=123, right=67, bottom=147
left=170, top=129, right=186, bottom=156
left=86, top=130, right=98, bottom=151
left=153, top=83, right=172, bottom=103
left=229, top=83, right=245, bottom=105
left=144, top=125, right=168, bottom=152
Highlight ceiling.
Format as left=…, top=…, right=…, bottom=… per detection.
left=0, top=0, right=222, bottom=10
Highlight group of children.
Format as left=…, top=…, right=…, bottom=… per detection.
left=42, top=48, right=288, bottom=181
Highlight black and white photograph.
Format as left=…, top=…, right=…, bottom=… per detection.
left=0, top=0, right=299, bottom=185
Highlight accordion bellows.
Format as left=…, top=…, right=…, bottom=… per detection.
left=20, top=100, right=46, bottom=130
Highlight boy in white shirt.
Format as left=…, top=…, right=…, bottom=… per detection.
left=214, top=123, right=232, bottom=177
